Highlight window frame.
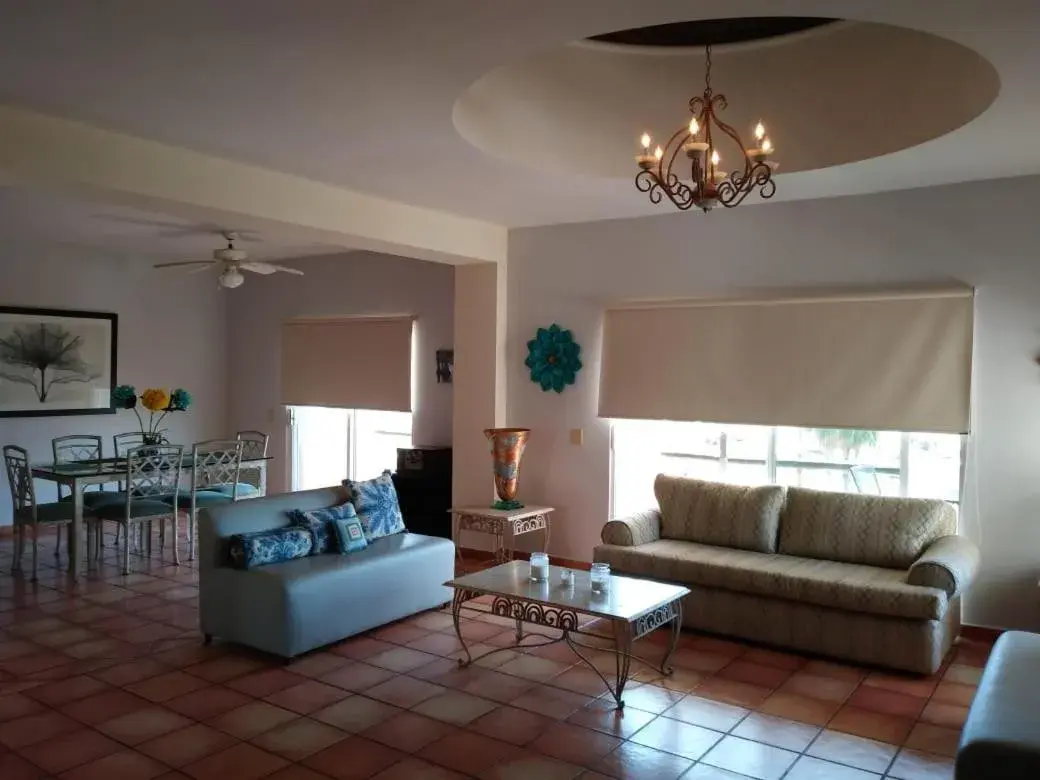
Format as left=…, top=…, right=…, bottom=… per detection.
left=609, top=420, right=964, bottom=519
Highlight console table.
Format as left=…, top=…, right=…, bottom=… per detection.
left=451, top=505, right=553, bottom=564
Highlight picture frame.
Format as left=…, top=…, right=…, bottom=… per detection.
left=0, top=306, right=118, bottom=418
left=436, top=348, right=454, bottom=384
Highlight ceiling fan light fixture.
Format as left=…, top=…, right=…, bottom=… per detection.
left=219, top=267, right=245, bottom=289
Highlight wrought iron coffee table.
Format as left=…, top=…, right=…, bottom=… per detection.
left=447, top=561, right=689, bottom=708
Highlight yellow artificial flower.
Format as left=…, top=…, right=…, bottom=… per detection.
left=141, top=388, right=171, bottom=412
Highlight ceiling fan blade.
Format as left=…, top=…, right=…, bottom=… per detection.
left=153, top=260, right=216, bottom=269
left=263, top=263, right=305, bottom=276
left=239, top=262, right=278, bottom=275
left=188, top=264, right=217, bottom=274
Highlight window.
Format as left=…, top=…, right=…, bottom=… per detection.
left=611, top=419, right=962, bottom=519
left=290, top=406, right=412, bottom=490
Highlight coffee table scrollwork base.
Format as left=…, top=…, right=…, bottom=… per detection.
left=450, top=589, right=684, bottom=709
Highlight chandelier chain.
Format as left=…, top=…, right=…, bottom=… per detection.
left=704, top=45, right=712, bottom=93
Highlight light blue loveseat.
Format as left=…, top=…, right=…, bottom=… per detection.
left=198, top=485, right=455, bottom=659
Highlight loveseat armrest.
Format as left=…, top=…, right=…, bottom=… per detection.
left=601, top=509, right=661, bottom=547
left=907, top=534, right=980, bottom=598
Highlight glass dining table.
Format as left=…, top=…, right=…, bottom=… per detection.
left=31, top=453, right=272, bottom=577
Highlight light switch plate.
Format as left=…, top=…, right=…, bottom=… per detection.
left=569, top=428, right=583, bottom=446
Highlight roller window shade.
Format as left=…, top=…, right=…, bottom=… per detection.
left=281, top=316, right=413, bottom=411
left=599, top=289, right=973, bottom=434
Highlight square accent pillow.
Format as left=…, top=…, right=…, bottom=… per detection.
left=342, top=470, right=406, bottom=541
left=331, top=510, right=369, bottom=554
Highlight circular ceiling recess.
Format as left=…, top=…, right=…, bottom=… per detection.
left=586, top=17, right=839, bottom=49
left=453, top=19, right=1000, bottom=179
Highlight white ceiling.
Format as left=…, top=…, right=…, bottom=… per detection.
left=0, top=0, right=1037, bottom=233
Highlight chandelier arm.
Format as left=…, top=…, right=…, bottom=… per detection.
left=717, top=162, right=774, bottom=207
left=635, top=170, right=666, bottom=205
left=709, top=111, right=753, bottom=182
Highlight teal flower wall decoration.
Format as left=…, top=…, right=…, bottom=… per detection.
left=525, top=324, right=582, bottom=393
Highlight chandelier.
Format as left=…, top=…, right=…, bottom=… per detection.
left=635, top=45, right=776, bottom=212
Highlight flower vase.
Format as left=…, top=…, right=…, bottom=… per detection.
left=484, top=428, right=530, bottom=510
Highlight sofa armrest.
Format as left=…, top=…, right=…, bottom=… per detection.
left=907, top=534, right=980, bottom=598
left=601, top=509, right=661, bottom=547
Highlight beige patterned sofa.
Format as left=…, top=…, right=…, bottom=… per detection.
left=594, top=475, right=980, bottom=674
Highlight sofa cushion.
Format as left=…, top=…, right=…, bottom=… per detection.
left=342, top=471, right=406, bottom=542
left=778, top=487, right=956, bottom=570
left=228, top=527, right=313, bottom=570
left=595, top=538, right=947, bottom=621
left=654, top=475, right=785, bottom=553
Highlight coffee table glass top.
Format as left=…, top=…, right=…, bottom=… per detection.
left=447, top=561, right=689, bottom=622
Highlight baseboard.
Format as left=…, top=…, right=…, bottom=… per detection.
left=458, top=547, right=591, bottom=571
left=961, top=625, right=1002, bottom=643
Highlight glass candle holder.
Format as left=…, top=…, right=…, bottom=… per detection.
left=590, top=562, right=611, bottom=594
left=529, top=552, right=549, bottom=583
left=559, top=568, right=574, bottom=587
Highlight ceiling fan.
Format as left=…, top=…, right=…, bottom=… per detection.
left=153, top=231, right=304, bottom=289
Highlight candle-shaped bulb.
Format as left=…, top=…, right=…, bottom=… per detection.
left=688, top=117, right=699, bottom=135
left=654, top=145, right=664, bottom=160
left=711, top=149, right=721, bottom=166
left=640, top=133, right=652, bottom=151
left=761, top=137, right=773, bottom=153
left=754, top=121, right=766, bottom=141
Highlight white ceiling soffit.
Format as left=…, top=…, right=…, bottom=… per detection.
left=454, top=22, right=999, bottom=178
left=0, top=1, right=1036, bottom=228
left=0, top=106, right=505, bottom=265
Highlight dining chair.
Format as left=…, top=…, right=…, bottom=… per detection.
left=4, top=445, right=77, bottom=581
left=175, top=440, right=244, bottom=561
left=209, top=430, right=269, bottom=499
left=113, top=432, right=147, bottom=457
left=52, top=435, right=114, bottom=559
left=91, top=444, right=184, bottom=574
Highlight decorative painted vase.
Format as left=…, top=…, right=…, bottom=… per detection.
left=484, top=428, right=530, bottom=510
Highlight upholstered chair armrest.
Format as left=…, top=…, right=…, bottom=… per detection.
left=601, top=509, right=661, bottom=547
left=908, top=534, right=980, bottom=598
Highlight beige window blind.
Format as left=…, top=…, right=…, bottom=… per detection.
left=598, top=288, right=973, bottom=433
left=280, top=316, right=413, bottom=412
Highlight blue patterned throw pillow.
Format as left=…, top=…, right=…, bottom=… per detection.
left=227, top=527, right=313, bottom=570
left=342, top=470, right=406, bottom=541
left=288, top=508, right=331, bottom=554
left=330, top=508, right=368, bottom=554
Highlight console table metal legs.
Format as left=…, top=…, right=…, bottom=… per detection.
left=450, top=589, right=684, bottom=709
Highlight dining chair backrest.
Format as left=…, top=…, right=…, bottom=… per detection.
left=125, top=444, right=184, bottom=503
left=52, top=435, right=104, bottom=500
left=53, top=435, right=103, bottom=464
left=3, top=445, right=35, bottom=514
left=236, top=431, right=269, bottom=460
left=113, top=432, right=147, bottom=458
left=192, top=440, right=243, bottom=493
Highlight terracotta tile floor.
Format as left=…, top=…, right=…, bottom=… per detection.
left=0, top=530, right=989, bottom=780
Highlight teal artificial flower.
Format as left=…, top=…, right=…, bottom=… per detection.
left=525, top=324, right=582, bottom=393
left=112, top=384, right=137, bottom=409
left=169, top=388, right=192, bottom=411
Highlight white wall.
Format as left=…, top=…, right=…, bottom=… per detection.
left=508, top=174, right=1040, bottom=631
left=226, top=251, right=454, bottom=495
left=0, top=241, right=228, bottom=524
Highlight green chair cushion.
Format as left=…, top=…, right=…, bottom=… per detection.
left=183, top=490, right=233, bottom=508
left=212, top=482, right=260, bottom=498
left=15, top=502, right=76, bottom=524
left=92, top=499, right=174, bottom=520
left=59, top=490, right=124, bottom=509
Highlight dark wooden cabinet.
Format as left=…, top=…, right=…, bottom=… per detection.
left=392, top=446, right=451, bottom=539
